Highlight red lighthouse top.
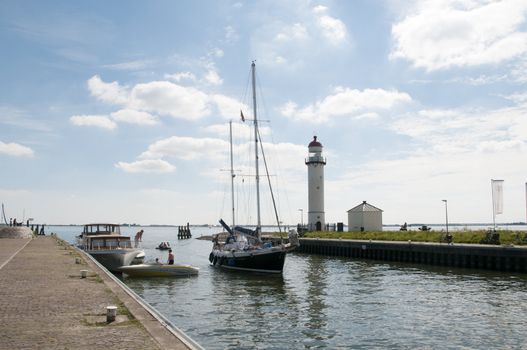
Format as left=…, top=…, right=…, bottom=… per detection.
left=308, top=136, right=322, bottom=148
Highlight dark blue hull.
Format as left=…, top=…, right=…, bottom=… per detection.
left=209, top=249, right=286, bottom=273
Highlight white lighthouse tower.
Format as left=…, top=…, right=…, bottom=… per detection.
left=305, top=136, right=326, bottom=231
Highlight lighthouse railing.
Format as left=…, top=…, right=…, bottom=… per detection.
left=305, top=155, right=326, bottom=164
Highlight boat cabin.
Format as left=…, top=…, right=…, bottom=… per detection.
left=82, top=223, right=121, bottom=236
left=85, top=235, right=133, bottom=250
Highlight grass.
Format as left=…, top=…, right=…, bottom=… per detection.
left=303, top=229, right=527, bottom=245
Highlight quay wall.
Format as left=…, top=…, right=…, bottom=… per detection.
left=297, top=238, right=527, bottom=272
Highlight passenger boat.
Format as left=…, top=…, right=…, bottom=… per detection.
left=209, top=62, right=299, bottom=274
left=118, top=263, right=199, bottom=277
left=77, top=223, right=143, bottom=272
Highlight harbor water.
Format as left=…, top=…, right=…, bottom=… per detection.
left=53, top=225, right=527, bottom=349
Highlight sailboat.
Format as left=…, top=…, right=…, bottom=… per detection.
left=209, top=62, right=299, bottom=274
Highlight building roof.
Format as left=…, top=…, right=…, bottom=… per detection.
left=347, top=201, right=383, bottom=212
left=308, top=136, right=322, bottom=148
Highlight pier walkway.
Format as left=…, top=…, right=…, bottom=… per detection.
left=0, top=236, right=194, bottom=349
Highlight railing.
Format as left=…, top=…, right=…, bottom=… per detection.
left=305, top=156, right=326, bottom=164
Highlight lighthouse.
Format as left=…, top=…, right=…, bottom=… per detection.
left=305, top=136, right=326, bottom=231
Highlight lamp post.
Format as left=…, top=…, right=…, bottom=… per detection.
left=442, top=200, right=449, bottom=235
left=298, top=209, right=303, bottom=228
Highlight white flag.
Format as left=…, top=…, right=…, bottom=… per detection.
left=492, top=179, right=504, bottom=215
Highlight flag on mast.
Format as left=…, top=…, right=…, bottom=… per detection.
left=491, top=179, right=504, bottom=215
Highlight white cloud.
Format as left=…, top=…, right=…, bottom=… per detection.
left=129, top=81, right=211, bottom=120
left=110, top=109, right=159, bottom=125
left=87, top=75, right=128, bottom=105
left=211, top=94, right=248, bottom=119
left=164, top=72, right=197, bottom=83
left=70, top=115, right=117, bottom=130
left=103, top=60, right=152, bottom=71
left=391, top=0, right=527, bottom=71
left=390, top=105, right=527, bottom=155
left=281, top=87, right=412, bottom=123
left=0, top=141, right=34, bottom=157
left=313, top=5, right=348, bottom=45
left=275, top=23, right=309, bottom=42
left=139, top=136, right=229, bottom=161
left=115, top=159, right=176, bottom=173
left=225, top=25, right=239, bottom=43
left=204, top=69, right=223, bottom=86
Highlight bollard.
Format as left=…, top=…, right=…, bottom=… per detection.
left=106, top=306, right=117, bottom=322
left=75, top=257, right=81, bottom=264
left=80, top=270, right=88, bottom=278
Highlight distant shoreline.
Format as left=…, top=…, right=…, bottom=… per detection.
left=31, top=222, right=527, bottom=228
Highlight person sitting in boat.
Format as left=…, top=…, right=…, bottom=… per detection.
left=158, top=241, right=170, bottom=249
left=167, top=249, right=174, bottom=265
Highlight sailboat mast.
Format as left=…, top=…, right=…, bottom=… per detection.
left=229, top=120, right=235, bottom=229
left=251, top=61, right=261, bottom=236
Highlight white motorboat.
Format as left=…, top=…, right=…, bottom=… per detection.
left=77, top=223, right=143, bottom=272
left=118, top=263, right=199, bottom=277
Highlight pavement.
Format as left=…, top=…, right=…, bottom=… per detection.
left=0, top=236, right=196, bottom=350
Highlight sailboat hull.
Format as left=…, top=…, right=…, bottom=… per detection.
left=210, top=248, right=286, bottom=274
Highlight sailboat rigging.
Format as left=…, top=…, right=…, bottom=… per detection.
left=209, top=62, right=299, bottom=274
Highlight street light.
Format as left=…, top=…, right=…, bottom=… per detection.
left=442, top=200, right=449, bottom=235
left=298, top=209, right=303, bottom=228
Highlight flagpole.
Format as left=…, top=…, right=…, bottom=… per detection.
left=491, top=179, right=496, bottom=231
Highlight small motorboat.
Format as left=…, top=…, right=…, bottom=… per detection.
left=155, top=241, right=171, bottom=250
left=118, top=263, right=199, bottom=277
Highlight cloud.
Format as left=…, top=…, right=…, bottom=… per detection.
left=0, top=106, right=51, bottom=132
left=251, top=4, right=350, bottom=68
left=87, top=75, right=129, bottom=105
left=313, top=5, right=348, bottom=45
left=211, top=94, right=248, bottom=119
left=204, top=68, right=223, bottom=85
left=110, top=109, right=159, bottom=125
left=139, top=136, right=229, bottom=161
left=391, top=0, right=527, bottom=71
left=0, top=141, right=34, bottom=157
left=103, top=60, right=152, bottom=71
left=390, top=105, right=527, bottom=155
left=129, top=81, right=211, bottom=120
left=280, top=87, right=412, bottom=123
left=115, top=159, right=176, bottom=173
left=164, top=72, right=197, bottom=83
left=70, top=115, right=117, bottom=130
left=225, top=25, right=239, bottom=43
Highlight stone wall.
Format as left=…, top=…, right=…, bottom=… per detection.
left=0, top=227, right=34, bottom=239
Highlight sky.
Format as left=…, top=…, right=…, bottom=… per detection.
left=1, top=0, right=527, bottom=226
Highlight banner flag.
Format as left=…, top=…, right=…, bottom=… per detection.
left=491, top=179, right=504, bottom=215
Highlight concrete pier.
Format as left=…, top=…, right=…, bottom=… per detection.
left=298, top=238, right=527, bottom=272
left=0, top=236, right=199, bottom=349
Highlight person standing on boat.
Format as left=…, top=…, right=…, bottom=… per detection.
left=167, top=249, right=174, bottom=265
left=134, top=229, right=144, bottom=248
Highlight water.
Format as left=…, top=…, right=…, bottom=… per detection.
left=52, top=225, right=527, bottom=349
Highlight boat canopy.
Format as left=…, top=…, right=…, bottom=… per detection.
left=83, top=223, right=121, bottom=236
